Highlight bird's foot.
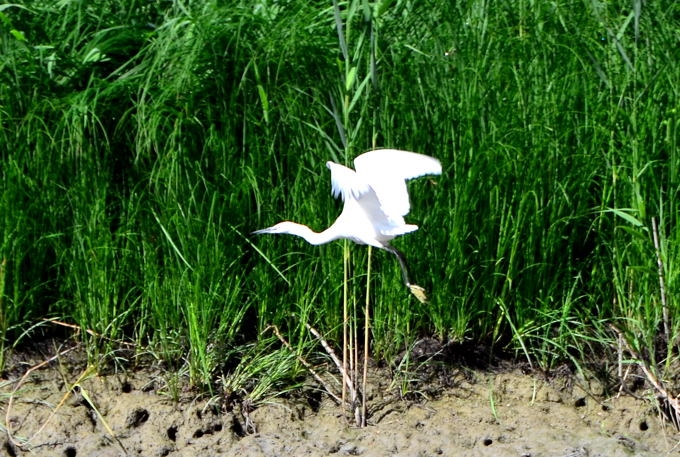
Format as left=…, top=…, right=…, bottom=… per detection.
left=408, top=284, right=428, bottom=303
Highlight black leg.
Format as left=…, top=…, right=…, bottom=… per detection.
left=384, top=245, right=411, bottom=287
left=384, top=245, right=429, bottom=303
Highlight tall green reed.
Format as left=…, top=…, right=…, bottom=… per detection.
left=0, top=0, right=678, bottom=398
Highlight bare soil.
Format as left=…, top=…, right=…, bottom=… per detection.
left=2, top=340, right=678, bottom=457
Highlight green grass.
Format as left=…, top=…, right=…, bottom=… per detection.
left=0, top=0, right=679, bottom=401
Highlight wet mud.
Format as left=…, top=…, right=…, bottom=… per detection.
left=1, top=342, right=677, bottom=457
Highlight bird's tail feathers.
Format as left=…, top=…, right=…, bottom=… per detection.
left=383, top=224, right=418, bottom=236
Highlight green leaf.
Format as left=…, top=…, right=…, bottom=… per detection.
left=604, top=208, right=644, bottom=227
left=9, top=29, right=25, bottom=41
left=345, top=66, right=357, bottom=92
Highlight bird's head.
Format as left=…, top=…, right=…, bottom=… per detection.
left=252, top=221, right=310, bottom=236
left=252, top=221, right=330, bottom=245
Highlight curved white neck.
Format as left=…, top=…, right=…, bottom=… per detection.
left=285, top=222, right=341, bottom=246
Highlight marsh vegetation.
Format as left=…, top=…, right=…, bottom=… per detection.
left=1, top=0, right=679, bottom=439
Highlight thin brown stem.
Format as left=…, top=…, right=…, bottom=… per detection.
left=651, top=217, right=670, bottom=343
left=362, top=246, right=372, bottom=427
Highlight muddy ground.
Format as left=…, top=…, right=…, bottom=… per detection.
left=2, top=339, right=678, bottom=457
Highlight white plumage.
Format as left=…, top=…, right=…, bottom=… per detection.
left=253, top=148, right=441, bottom=301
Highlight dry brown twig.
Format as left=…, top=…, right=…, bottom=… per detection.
left=611, top=324, right=680, bottom=429
left=5, top=321, right=131, bottom=454
left=44, top=318, right=136, bottom=348
left=5, top=343, right=80, bottom=448
left=305, top=322, right=358, bottom=402
left=265, top=324, right=342, bottom=405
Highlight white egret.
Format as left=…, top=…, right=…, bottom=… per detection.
left=252, top=148, right=441, bottom=302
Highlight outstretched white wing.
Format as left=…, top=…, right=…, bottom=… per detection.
left=326, top=160, right=415, bottom=243
left=353, top=149, right=442, bottom=217
left=326, top=161, right=370, bottom=201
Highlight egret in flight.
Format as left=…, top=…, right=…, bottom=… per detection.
left=252, top=148, right=441, bottom=302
